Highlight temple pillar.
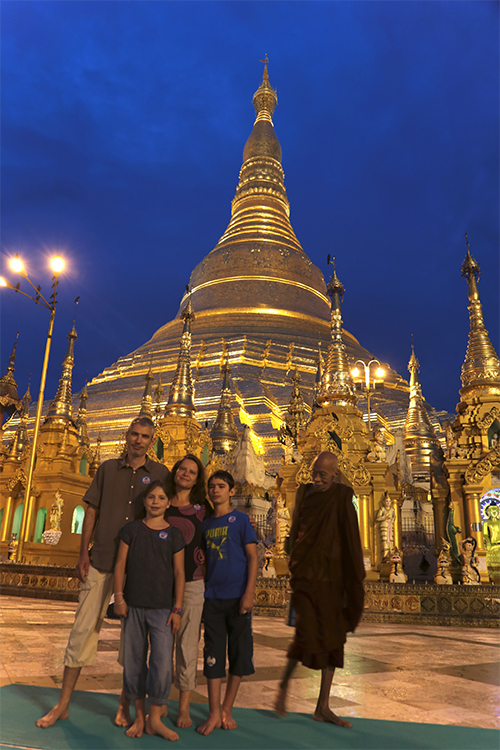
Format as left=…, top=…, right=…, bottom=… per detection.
left=432, top=486, right=448, bottom=554
left=463, top=483, right=489, bottom=583
left=446, top=458, right=468, bottom=540
left=279, top=462, right=300, bottom=515
left=0, top=496, right=13, bottom=541
left=354, top=487, right=378, bottom=580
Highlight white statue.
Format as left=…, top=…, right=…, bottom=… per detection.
left=375, top=492, right=396, bottom=560
left=230, top=425, right=268, bottom=489
left=367, top=428, right=387, bottom=463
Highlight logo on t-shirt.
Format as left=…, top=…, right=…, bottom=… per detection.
left=158, top=531, right=169, bottom=539
left=142, top=476, right=151, bottom=485
left=228, top=516, right=236, bottom=523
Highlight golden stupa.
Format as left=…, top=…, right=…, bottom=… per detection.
left=82, top=63, right=445, bottom=468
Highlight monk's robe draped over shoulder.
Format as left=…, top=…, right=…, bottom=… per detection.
left=287, top=482, right=365, bottom=670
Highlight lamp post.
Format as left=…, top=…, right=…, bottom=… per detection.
left=350, top=358, right=385, bottom=430
left=0, top=253, right=65, bottom=562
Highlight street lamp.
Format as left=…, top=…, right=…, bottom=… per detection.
left=350, top=358, right=385, bottom=430
left=1, top=253, right=65, bottom=562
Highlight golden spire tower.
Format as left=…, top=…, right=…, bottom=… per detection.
left=210, top=356, right=239, bottom=454
left=139, top=363, right=154, bottom=418
left=44, top=322, right=78, bottom=425
left=0, top=333, right=22, bottom=428
left=75, top=383, right=90, bottom=446
left=285, top=368, right=309, bottom=444
left=460, top=235, right=500, bottom=399
left=317, top=258, right=356, bottom=407
left=403, top=343, right=441, bottom=477
left=164, top=297, right=196, bottom=417
left=7, top=386, right=31, bottom=460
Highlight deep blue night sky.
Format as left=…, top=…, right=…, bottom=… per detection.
left=1, top=1, right=498, bottom=418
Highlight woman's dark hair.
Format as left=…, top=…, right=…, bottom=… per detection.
left=140, top=479, right=169, bottom=519
left=166, top=454, right=208, bottom=508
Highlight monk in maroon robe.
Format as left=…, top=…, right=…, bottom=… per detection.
left=275, top=452, right=365, bottom=727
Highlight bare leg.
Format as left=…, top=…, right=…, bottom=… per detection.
left=221, top=674, right=241, bottom=729
left=275, top=658, right=298, bottom=717
left=176, top=690, right=191, bottom=728
left=313, top=668, right=351, bottom=728
left=196, top=678, right=222, bottom=735
left=36, top=666, right=81, bottom=727
left=115, top=685, right=133, bottom=726
left=126, top=699, right=146, bottom=738
left=146, top=703, right=179, bottom=742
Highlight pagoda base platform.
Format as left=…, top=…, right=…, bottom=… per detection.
left=1, top=564, right=498, bottom=628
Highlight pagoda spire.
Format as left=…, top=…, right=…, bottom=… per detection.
left=165, top=296, right=196, bottom=417
left=403, top=342, right=440, bottom=477
left=0, top=333, right=22, bottom=426
left=8, top=386, right=31, bottom=459
left=139, top=361, right=154, bottom=418
left=285, top=367, right=308, bottom=444
left=317, top=257, right=356, bottom=407
left=312, top=343, right=323, bottom=413
left=75, top=383, right=90, bottom=446
left=460, top=235, right=500, bottom=398
left=154, top=375, right=164, bottom=423
left=210, top=356, right=239, bottom=454
left=45, top=321, right=78, bottom=423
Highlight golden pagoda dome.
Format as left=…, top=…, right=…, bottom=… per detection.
left=71, top=64, right=431, bottom=469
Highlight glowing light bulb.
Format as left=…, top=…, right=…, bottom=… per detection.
left=351, top=368, right=360, bottom=378
left=50, top=255, right=65, bottom=274
left=0, top=277, right=8, bottom=287
left=376, top=367, right=385, bottom=378
left=10, top=256, right=24, bottom=274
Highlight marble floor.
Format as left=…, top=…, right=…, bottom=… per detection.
left=0, top=596, right=498, bottom=731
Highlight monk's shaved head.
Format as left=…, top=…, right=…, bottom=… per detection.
left=311, top=451, right=339, bottom=492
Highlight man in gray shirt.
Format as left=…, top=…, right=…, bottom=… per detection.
left=37, top=416, right=169, bottom=729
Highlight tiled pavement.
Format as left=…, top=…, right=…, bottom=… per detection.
left=1, top=596, right=498, bottom=730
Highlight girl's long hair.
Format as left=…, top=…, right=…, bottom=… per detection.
left=166, top=453, right=209, bottom=509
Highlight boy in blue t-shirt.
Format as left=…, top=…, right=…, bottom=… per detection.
left=197, top=471, right=258, bottom=736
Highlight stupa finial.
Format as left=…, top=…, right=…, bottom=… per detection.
left=253, top=55, right=277, bottom=122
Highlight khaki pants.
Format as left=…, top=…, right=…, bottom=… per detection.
left=64, top=565, right=114, bottom=668
left=174, top=579, right=205, bottom=692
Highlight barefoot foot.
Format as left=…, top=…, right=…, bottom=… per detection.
left=125, top=717, right=145, bottom=737
left=274, top=687, right=287, bottom=718
left=196, top=713, right=222, bottom=736
left=36, top=704, right=69, bottom=728
left=221, top=708, right=237, bottom=730
left=313, top=707, right=351, bottom=728
left=114, top=702, right=133, bottom=727
left=176, top=708, right=192, bottom=728
left=146, top=715, right=179, bottom=741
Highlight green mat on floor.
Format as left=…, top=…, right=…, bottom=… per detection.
left=0, top=684, right=497, bottom=750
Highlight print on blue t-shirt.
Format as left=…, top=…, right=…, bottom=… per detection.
left=202, top=509, right=257, bottom=599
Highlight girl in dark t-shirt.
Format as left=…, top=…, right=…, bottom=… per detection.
left=166, top=454, right=210, bottom=729
left=114, top=480, right=185, bottom=741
